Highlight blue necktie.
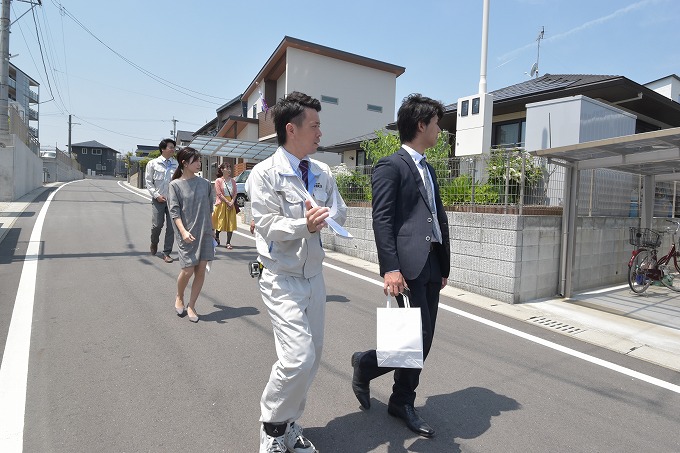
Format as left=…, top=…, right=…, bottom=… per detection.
left=299, top=160, right=309, bottom=190
left=421, top=156, right=442, bottom=243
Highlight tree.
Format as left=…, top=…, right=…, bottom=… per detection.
left=361, top=129, right=452, bottom=164
left=140, top=150, right=160, bottom=171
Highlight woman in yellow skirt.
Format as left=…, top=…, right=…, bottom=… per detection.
left=212, top=163, right=238, bottom=249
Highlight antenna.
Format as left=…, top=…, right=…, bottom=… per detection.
left=530, top=62, right=538, bottom=78
left=530, top=26, right=545, bottom=78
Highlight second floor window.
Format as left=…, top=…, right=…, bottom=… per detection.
left=92, top=149, right=102, bottom=155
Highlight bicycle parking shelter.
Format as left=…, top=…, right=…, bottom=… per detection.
left=530, top=126, right=680, bottom=298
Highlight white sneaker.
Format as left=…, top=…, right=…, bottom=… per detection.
left=284, top=422, right=317, bottom=453
left=260, top=425, right=287, bottom=453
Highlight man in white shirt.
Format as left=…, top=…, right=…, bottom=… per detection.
left=145, top=138, right=178, bottom=263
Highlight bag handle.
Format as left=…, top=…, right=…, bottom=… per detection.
left=386, top=291, right=411, bottom=309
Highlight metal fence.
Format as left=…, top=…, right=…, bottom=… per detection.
left=332, top=149, right=679, bottom=218
left=9, top=105, right=39, bottom=155
left=332, top=150, right=565, bottom=214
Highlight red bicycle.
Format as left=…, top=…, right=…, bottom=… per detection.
left=628, top=219, right=680, bottom=293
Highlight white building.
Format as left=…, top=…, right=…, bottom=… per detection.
left=192, top=36, right=405, bottom=167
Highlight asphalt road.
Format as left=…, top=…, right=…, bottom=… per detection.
left=1, top=179, right=679, bottom=452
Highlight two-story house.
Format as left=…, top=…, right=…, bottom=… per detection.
left=190, top=36, right=405, bottom=170
left=70, top=140, right=119, bottom=177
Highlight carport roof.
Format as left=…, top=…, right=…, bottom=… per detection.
left=530, top=127, right=680, bottom=182
left=188, top=136, right=278, bottom=160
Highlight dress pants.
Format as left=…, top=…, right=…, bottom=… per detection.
left=356, top=247, right=442, bottom=406
left=259, top=269, right=326, bottom=423
left=151, top=198, right=174, bottom=255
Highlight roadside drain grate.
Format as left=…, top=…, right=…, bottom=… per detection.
left=528, top=316, right=586, bottom=335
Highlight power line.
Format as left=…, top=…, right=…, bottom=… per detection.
left=73, top=114, right=156, bottom=140
left=51, top=68, right=221, bottom=109
left=10, top=5, right=60, bottom=111
left=50, top=0, right=228, bottom=104
left=31, top=6, right=67, bottom=113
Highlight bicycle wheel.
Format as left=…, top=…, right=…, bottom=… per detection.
left=628, top=250, right=653, bottom=293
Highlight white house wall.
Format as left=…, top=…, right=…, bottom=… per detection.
left=285, top=47, right=397, bottom=147
left=241, top=123, right=259, bottom=142
left=645, top=77, right=680, bottom=103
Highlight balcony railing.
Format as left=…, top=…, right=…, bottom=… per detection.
left=28, top=90, right=39, bottom=103
left=28, top=107, right=38, bottom=121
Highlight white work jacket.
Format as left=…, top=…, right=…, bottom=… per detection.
left=145, top=155, right=178, bottom=200
left=247, top=147, right=348, bottom=278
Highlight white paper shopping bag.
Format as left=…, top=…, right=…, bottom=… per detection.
left=376, top=292, right=423, bottom=369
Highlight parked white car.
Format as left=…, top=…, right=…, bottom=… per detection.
left=235, top=169, right=251, bottom=207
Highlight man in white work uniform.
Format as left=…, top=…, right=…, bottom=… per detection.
left=247, top=91, right=347, bottom=453
left=145, top=138, right=178, bottom=263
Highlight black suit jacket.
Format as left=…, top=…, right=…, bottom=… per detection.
left=371, top=147, right=450, bottom=281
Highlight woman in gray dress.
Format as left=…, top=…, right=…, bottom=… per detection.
left=168, top=147, right=215, bottom=323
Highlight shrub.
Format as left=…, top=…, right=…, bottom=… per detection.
left=440, top=174, right=499, bottom=205
left=335, top=170, right=372, bottom=203
left=486, top=149, right=543, bottom=204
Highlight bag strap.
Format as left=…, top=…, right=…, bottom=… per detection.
left=386, top=292, right=411, bottom=309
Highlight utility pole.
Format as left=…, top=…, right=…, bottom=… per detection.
left=0, top=0, right=10, bottom=142
left=68, top=114, right=72, bottom=157
left=171, top=117, right=178, bottom=140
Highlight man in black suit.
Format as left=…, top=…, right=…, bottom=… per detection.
left=351, top=94, right=450, bottom=438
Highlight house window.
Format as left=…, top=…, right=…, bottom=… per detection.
left=92, top=148, right=102, bottom=155
left=356, top=150, right=372, bottom=174
left=493, top=120, right=526, bottom=148
left=81, top=148, right=87, bottom=154
left=252, top=105, right=256, bottom=118
left=321, top=95, right=339, bottom=105
left=461, top=100, right=469, bottom=117
left=357, top=150, right=366, bottom=167
left=367, top=104, right=383, bottom=113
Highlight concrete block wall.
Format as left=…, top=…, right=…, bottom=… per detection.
left=449, top=213, right=519, bottom=303
left=43, top=160, right=84, bottom=183
left=245, top=202, right=650, bottom=304
left=574, top=217, right=636, bottom=291
left=517, top=216, right=562, bottom=303
left=0, top=138, right=43, bottom=202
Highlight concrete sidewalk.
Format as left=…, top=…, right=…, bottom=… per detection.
left=3, top=181, right=680, bottom=373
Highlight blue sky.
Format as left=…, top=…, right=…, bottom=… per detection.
left=9, top=0, right=679, bottom=153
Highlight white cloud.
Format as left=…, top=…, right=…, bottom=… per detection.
left=496, top=0, right=662, bottom=65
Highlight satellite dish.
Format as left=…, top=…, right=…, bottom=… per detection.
left=530, top=62, right=538, bottom=77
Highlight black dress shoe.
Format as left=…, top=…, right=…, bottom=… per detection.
left=351, top=352, right=371, bottom=409
left=387, top=402, right=435, bottom=438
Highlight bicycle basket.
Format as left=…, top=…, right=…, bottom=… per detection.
left=629, top=227, right=662, bottom=248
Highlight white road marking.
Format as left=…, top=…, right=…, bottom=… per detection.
left=0, top=181, right=77, bottom=452
left=328, top=255, right=680, bottom=395
left=118, top=181, right=150, bottom=200
left=4, top=180, right=675, bottom=453
left=169, top=196, right=680, bottom=394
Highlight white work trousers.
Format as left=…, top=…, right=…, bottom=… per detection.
left=259, top=268, right=326, bottom=423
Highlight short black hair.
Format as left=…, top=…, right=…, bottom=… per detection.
left=271, top=91, right=321, bottom=145
left=159, top=138, right=176, bottom=152
left=397, top=94, right=444, bottom=143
